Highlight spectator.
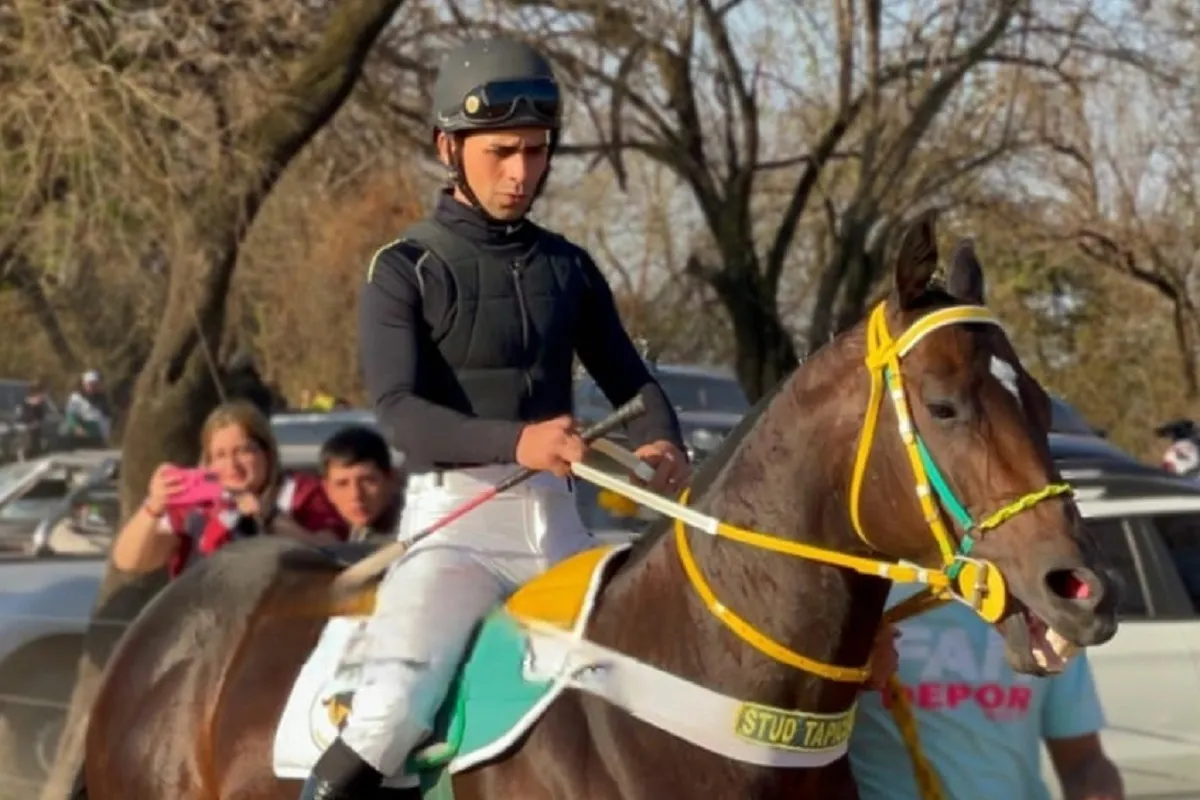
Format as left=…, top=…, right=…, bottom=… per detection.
left=62, top=369, right=111, bottom=447
left=16, top=379, right=56, bottom=458
left=849, top=583, right=1123, bottom=800
left=111, top=400, right=350, bottom=577
left=318, top=426, right=401, bottom=541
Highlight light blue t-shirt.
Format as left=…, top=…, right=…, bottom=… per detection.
left=849, top=584, right=1106, bottom=800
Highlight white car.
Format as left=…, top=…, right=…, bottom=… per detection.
left=1040, top=434, right=1200, bottom=798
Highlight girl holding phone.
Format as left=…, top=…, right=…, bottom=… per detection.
left=111, top=400, right=349, bottom=576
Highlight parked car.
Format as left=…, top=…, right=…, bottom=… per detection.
left=270, top=409, right=380, bottom=449
left=575, top=362, right=749, bottom=463
left=0, top=445, right=333, bottom=788
left=0, top=451, right=118, bottom=555
left=1039, top=433, right=1200, bottom=798
left=1049, top=395, right=1104, bottom=438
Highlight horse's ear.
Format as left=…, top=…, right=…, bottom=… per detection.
left=947, top=239, right=986, bottom=305
left=892, top=210, right=939, bottom=310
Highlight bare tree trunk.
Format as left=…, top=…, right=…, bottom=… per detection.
left=1171, top=300, right=1199, bottom=399
left=711, top=273, right=799, bottom=400
left=5, top=253, right=81, bottom=374
left=40, top=4, right=407, bottom=797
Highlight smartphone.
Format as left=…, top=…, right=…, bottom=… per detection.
left=163, top=467, right=224, bottom=508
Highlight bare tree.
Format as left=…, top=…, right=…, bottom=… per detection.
left=422, top=0, right=1032, bottom=397
left=22, top=3, right=413, bottom=796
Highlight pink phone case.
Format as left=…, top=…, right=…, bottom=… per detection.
left=164, top=467, right=223, bottom=507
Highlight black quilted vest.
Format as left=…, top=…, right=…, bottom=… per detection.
left=400, top=216, right=587, bottom=423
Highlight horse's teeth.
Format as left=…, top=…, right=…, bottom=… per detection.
left=1047, top=627, right=1078, bottom=661
left=1031, top=626, right=1078, bottom=672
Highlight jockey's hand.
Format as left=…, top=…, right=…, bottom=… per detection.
left=516, top=415, right=586, bottom=477
left=865, top=622, right=900, bottom=691
left=634, top=440, right=691, bottom=494
left=145, top=463, right=185, bottom=517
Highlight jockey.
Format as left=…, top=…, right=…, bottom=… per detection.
left=302, top=36, right=690, bottom=799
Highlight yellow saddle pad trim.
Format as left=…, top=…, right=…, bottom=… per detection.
left=505, top=544, right=621, bottom=629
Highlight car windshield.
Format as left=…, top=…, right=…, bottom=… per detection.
left=0, top=460, right=42, bottom=500
left=271, top=414, right=378, bottom=447
left=0, top=382, right=28, bottom=417
left=575, top=371, right=750, bottom=418
left=1050, top=397, right=1098, bottom=437
left=656, top=373, right=749, bottom=415
left=0, top=461, right=72, bottom=522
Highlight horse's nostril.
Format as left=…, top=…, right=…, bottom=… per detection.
left=1045, top=568, right=1094, bottom=602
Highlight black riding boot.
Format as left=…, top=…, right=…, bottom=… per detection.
left=301, top=737, right=385, bottom=799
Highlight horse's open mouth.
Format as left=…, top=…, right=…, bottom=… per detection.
left=1000, top=603, right=1079, bottom=675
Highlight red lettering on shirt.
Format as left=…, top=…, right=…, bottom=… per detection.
left=945, top=683, right=971, bottom=708
left=883, top=682, right=1031, bottom=721
left=1008, top=686, right=1031, bottom=712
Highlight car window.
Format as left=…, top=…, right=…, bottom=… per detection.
left=657, top=374, right=749, bottom=415
left=271, top=419, right=377, bottom=448
left=1149, top=513, right=1200, bottom=613
left=1084, top=517, right=1149, bottom=618
left=1049, top=397, right=1097, bottom=437
left=0, top=472, right=72, bottom=523
left=0, top=382, right=28, bottom=414
left=0, top=460, right=41, bottom=497
left=572, top=379, right=613, bottom=417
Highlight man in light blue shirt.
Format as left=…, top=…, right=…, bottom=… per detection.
left=851, top=584, right=1124, bottom=799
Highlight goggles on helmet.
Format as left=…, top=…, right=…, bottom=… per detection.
left=460, top=78, right=560, bottom=126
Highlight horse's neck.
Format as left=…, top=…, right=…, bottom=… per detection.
left=594, top=374, right=891, bottom=714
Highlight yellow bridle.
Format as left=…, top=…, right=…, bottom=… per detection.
left=672, top=301, right=1072, bottom=682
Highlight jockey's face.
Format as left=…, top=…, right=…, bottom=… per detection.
left=439, top=128, right=551, bottom=221
left=206, top=423, right=270, bottom=495
left=322, top=459, right=395, bottom=529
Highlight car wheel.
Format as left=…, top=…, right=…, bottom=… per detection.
left=0, top=637, right=81, bottom=796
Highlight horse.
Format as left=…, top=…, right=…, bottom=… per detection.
left=78, top=215, right=1118, bottom=800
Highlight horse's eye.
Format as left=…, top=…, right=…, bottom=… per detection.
left=927, top=400, right=958, bottom=421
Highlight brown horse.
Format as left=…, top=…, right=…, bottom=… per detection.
left=79, top=216, right=1118, bottom=800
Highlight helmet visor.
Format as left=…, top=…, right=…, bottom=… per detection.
left=460, top=78, right=560, bottom=126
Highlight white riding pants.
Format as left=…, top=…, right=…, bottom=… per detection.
left=339, top=465, right=594, bottom=775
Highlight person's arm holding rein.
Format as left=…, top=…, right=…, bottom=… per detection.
left=110, top=465, right=182, bottom=573
left=360, top=245, right=527, bottom=467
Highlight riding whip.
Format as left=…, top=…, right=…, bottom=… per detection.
left=331, top=396, right=647, bottom=595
